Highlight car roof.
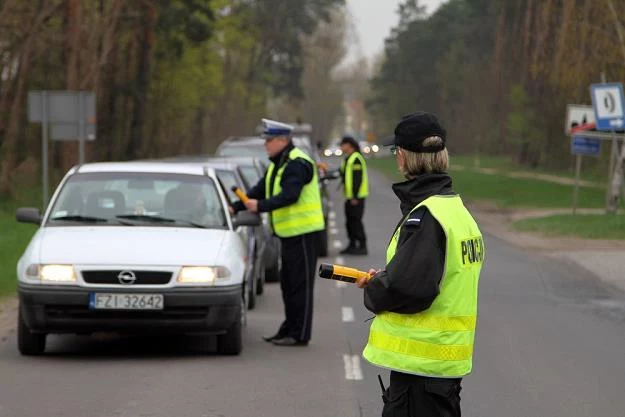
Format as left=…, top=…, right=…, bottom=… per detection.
left=74, top=161, right=216, bottom=177
left=220, top=136, right=265, bottom=145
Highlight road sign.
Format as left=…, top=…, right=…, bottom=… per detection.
left=571, top=136, right=601, bottom=156
left=590, top=83, right=625, bottom=131
left=28, top=91, right=95, bottom=123
left=565, top=104, right=595, bottom=135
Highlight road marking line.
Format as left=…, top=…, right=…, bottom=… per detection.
left=333, top=240, right=342, bottom=249
left=342, top=306, right=354, bottom=322
left=336, top=281, right=346, bottom=288
left=343, top=354, right=364, bottom=380
left=330, top=228, right=339, bottom=235
left=329, top=220, right=336, bottom=228
left=328, top=201, right=334, bottom=208
left=335, top=256, right=344, bottom=265
left=329, top=211, right=336, bottom=219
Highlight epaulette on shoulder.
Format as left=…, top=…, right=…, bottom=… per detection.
left=404, top=206, right=428, bottom=228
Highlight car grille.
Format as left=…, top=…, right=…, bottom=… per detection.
left=81, top=270, right=173, bottom=285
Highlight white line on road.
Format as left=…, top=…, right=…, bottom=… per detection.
left=335, top=256, right=345, bottom=265
left=330, top=228, right=339, bottom=235
left=336, top=281, right=346, bottom=288
left=333, top=240, right=342, bottom=249
left=329, top=211, right=336, bottom=220
left=328, top=201, right=334, bottom=208
left=342, top=306, right=354, bottom=322
left=329, top=220, right=336, bottom=228
left=343, top=354, right=364, bottom=380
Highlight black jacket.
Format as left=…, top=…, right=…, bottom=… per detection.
left=232, top=142, right=314, bottom=213
left=364, top=173, right=454, bottom=314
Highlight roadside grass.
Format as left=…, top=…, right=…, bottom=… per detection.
left=514, top=214, right=625, bottom=240
left=450, top=154, right=608, bottom=184
left=368, top=157, right=607, bottom=209
left=0, top=187, right=41, bottom=297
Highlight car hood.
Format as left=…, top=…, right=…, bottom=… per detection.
left=36, top=226, right=227, bottom=266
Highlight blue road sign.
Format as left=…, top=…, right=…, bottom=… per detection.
left=590, top=83, right=625, bottom=131
left=571, top=136, right=601, bottom=156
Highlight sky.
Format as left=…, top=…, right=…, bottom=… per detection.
left=345, top=0, right=446, bottom=63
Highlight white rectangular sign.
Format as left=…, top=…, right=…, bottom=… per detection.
left=565, top=104, right=595, bottom=135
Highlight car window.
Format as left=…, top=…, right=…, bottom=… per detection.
left=215, top=170, right=242, bottom=202
left=47, top=172, right=227, bottom=228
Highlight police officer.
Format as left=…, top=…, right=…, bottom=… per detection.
left=234, top=118, right=325, bottom=346
left=356, top=112, right=484, bottom=416
left=339, top=135, right=369, bottom=255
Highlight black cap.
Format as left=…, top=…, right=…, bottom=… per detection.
left=383, top=112, right=446, bottom=153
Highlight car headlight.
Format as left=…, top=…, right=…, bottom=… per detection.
left=372, top=145, right=379, bottom=152
left=177, top=266, right=231, bottom=284
left=324, top=149, right=332, bottom=157
left=364, top=146, right=370, bottom=153
left=334, top=149, right=343, bottom=156
left=30, top=264, right=77, bottom=282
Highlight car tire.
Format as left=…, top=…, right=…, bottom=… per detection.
left=265, top=249, right=281, bottom=282
left=18, top=309, right=46, bottom=356
left=256, top=260, right=265, bottom=295
left=217, top=304, right=243, bottom=355
left=317, top=227, right=328, bottom=257
left=247, top=277, right=256, bottom=310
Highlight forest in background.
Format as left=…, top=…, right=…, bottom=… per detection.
left=367, top=0, right=625, bottom=172
left=0, top=0, right=349, bottom=198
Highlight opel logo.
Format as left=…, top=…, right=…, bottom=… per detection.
left=117, top=270, right=137, bottom=285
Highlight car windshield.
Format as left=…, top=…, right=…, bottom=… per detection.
left=239, top=166, right=261, bottom=189
left=47, top=172, right=227, bottom=229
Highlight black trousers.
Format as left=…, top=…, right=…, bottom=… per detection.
left=382, top=371, right=462, bottom=417
left=276, top=231, right=318, bottom=342
left=344, top=199, right=366, bottom=245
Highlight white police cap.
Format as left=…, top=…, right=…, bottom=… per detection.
left=261, top=118, right=293, bottom=138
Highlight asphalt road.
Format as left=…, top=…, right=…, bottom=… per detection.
left=1, top=161, right=625, bottom=417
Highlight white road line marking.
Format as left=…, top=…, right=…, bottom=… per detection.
left=328, top=201, right=334, bottom=208
left=330, top=228, right=339, bottom=235
left=329, top=211, right=336, bottom=219
left=342, top=306, right=354, bottom=322
left=351, top=355, right=363, bottom=380
left=335, top=281, right=347, bottom=288
left=335, top=256, right=345, bottom=265
left=333, top=240, right=342, bottom=249
left=329, top=220, right=336, bottom=228
left=343, top=354, right=364, bottom=380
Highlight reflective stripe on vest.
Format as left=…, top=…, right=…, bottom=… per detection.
left=265, top=148, right=325, bottom=238
left=340, top=152, right=369, bottom=199
left=363, top=195, right=484, bottom=377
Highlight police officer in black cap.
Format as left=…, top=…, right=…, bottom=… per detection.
left=357, top=112, right=484, bottom=417
left=339, top=135, right=369, bottom=255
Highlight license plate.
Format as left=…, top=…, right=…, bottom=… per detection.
left=89, top=293, right=164, bottom=310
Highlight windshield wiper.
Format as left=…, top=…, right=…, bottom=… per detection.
left=50, top=215, right=109, bottom=223
left=116, top=214, right=175, bottom=223
left=116, top=214, right=207, bottom=228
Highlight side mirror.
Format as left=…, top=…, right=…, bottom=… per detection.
left=233, top=211, right=261, bottom=228
left=16, top=207, right=41, bottom=225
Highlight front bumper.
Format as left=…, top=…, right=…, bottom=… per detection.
left=19, top=283, right=242, bottom=334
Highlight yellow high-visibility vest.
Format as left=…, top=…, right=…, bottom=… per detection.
left=265, top=148, right=325, bottom=238
left=340, top=152, right=369, bottom=199
left=363, top=195, right=484, bottom=377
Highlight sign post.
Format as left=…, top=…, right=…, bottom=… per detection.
left=590, top=82, right=625, bottom=213
left=570, top=136, right=601, bottom=214
left=28, top=90, right=96, bottom=208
